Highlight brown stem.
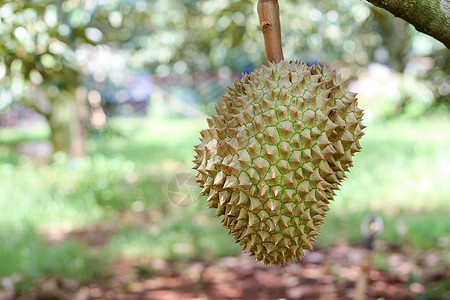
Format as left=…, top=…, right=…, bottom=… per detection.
left=257, top=0, right=284, bottom=63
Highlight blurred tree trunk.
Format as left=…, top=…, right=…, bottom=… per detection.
left=45, top=95, right=73, bottom=154
left=43, top=90, right=87, bottom=157
left=365, top=0, right=450, bottom=48
left=371, top=8, right=412, bottom=116
left=385, top=19, right=410, bottom=73
left=71, top=87, right=88, bottom=158
left=24, top=87, right=88, bottom=157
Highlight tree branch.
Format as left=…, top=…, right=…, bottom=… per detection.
left=23, top=88, right=52, bottom=119
left=257, top=0, right=284, bottom=63
left=24, top=99, right=51, bottom=119
left=365, top=0, right=450, bottom=48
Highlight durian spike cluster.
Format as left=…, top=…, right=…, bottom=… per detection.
left=194, top=60, right=365, bottom=265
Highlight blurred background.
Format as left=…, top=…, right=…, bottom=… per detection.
left=0, top=0, right=449, bottom=299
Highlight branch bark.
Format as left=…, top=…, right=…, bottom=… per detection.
left=257, top=0, right=284, bottom=63
left=365, top=0, right=450, bottom=48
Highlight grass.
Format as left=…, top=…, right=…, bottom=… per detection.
left=0, top=123, right=49, bottom=145
left=0, top=224, right=106, bottom=293
left=0, top=115, right=449, bottom=291
left=321, top=116, right=450, bottom=249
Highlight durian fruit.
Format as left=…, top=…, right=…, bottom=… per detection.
left=193, top=60, right=365, bottom=265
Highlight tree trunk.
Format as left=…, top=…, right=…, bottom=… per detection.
left=365, top=0, right=450, bottom=48
left=370, top=8, right=412, bottom=116
left=46, top=92, right=76, bottom=155
left=71, top=87, right=88, bottom=158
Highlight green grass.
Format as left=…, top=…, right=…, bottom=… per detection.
left=0, top=223, right=106, bottom=293
left=0, top=115, right=449, bottom=291
left=0, top=124, right=49, bottom=145
left=321, top=116, right=450, bottom=249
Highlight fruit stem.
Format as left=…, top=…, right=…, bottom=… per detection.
left=257, top=0, right=284, bottom=63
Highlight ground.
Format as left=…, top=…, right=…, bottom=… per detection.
left=2, top=239, right=447, bottom=300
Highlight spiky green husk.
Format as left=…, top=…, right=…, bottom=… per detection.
left=193, top=61, right=364, bottom=265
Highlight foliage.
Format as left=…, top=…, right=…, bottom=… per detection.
left=1, top=0, right=448, bottom=115
left=1, top=0, right=89, bottom=105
